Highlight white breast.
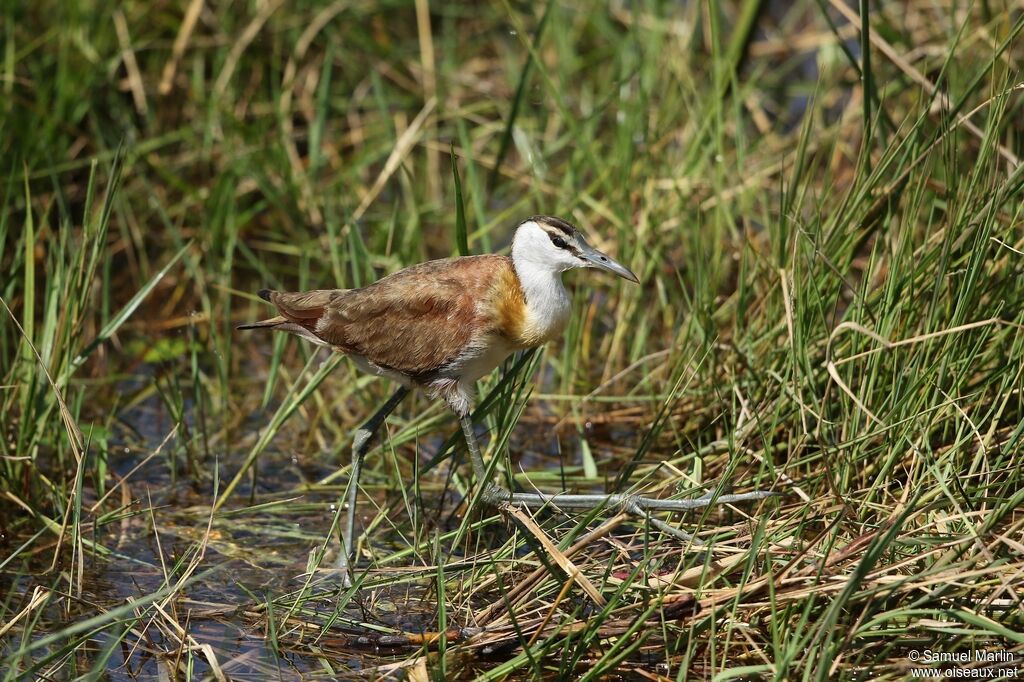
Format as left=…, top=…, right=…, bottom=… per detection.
left=514, top=255, right=572, bottom=343
left=423, top=335, right=519, bottom=416
left=447, top=335, right=520, bottom=384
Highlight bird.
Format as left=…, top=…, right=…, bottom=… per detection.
left=239, top=215, right=773, bottom=579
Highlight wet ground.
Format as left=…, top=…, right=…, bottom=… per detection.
left=2, top=338, right=628, bottom=679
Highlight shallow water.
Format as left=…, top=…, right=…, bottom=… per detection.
left=3, top=346, right=610, bottom=677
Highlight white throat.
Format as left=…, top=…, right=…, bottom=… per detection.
left=511, top=237, right=572, bottom=338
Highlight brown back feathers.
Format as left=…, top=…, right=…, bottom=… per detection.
left=245, top=255, right=530, bottom=380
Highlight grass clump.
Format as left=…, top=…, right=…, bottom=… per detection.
left=2, top=1, right=1023, bottom=679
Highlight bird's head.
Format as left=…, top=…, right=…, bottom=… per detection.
left=511, top=216, right=639, bottom=283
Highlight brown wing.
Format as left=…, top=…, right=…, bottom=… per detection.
left=269, top=256, right=511, bottom=378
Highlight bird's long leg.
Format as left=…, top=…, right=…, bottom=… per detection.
left=339, top=386, right=410, bottom=579
left=459, top=413, right=510, bottom=506
left=457, top=413, right=775, bottom=541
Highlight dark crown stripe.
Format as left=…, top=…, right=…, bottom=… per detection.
left=529, top=215, right=577, bottom=236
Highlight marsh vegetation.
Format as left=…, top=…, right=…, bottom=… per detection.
left=2, top=1, right=1023, bottom=679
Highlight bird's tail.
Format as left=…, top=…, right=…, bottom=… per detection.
left=236, top=315, right=287, bottom=331
left=237, top=289, right=284, bottom=330
left=237, top=288, right=337, bottom=346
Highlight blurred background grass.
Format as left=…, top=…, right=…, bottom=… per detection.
left=2, top=0, right=1024, bottom=679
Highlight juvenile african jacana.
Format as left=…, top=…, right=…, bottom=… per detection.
left=239, top=216, right=773, bottom=578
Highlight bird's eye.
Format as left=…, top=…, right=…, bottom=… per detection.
left=551, top=236, right=567, bottom=249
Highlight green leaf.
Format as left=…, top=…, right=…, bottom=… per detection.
left=451, top=143, right=469, bottom=256
left=66, top=241, right=192, bottom=380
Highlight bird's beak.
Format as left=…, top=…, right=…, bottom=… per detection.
left=578, top=242, right=640, bottom=283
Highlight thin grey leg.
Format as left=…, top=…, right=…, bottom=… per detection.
left=456, top=412, right=776, bottom=541
left=338, top=386, right=410, bottom=582
left=459, top=413, right=507, bottom=506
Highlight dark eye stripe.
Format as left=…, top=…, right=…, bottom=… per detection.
left=551, top=235, right=568, bottom=249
